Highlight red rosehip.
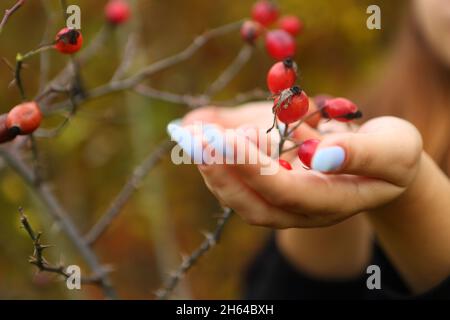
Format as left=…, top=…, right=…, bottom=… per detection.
left=240, top=20, right=262, bottom=44
left=279, top=159, right=292, bottom=170
left=54, top=28, right=83, bottom=54
left=275, top=87, right=309, bottom=124
left=322, top=97, right=362, bottom=122
left=6, top=101, right=42, bottom=135
left=105, top=0, right=131, bottom=25
left=0, top=114, right=18, bottom=143
left=278, top=15, right=304, bottom=36
left=298, top=139, right=320, bottom=168
left=265, top=29, right=296, bottom=60
left=251, top=0, right=279, bottom=27
left=267, top=58, right=298, bottom=94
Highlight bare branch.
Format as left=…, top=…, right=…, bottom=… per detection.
left=42, top=20, right=243, bottom=114
left=0, top=147, right=117, bottom=299
left=19, top=207, right=105, bottom=285
left=0, top=0, right=26, bottom=35
left=204, top=44, right=254, bottom=97
left=111, top=33, right=138, bottom=82
left=84, top=139, right=175, bottom=246
left=156, top=207, right=234, bottom=300
left=133, top=85, right=209, bottom=108
left=213, top=88, right=269, bottom=107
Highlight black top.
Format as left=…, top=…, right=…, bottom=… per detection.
left=244, top=235, right=450, bottom=300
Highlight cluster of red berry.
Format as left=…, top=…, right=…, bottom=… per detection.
left=241, top=0, right=303, bottom=60
left=265, top=57, right=362, bottom=170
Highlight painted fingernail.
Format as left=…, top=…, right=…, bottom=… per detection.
left=311, top=146, right=345, bottom=172
left=166, top=118, right=183, bottom=136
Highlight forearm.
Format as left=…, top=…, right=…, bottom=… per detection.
left=276, top=215, right=373, bottom=279
left=368, top=152, right=450, bottom=294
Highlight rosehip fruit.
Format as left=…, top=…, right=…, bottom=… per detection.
left=278, top=15, right=304, bottom=36
left=54, top=28, right=83, bottom=54
left=267, top=58, right=297, bottom=94
left=251, top=0, right=279, bottom=27
left=6, top=101, right=42, bottom=135
left=265, top=29, right=296, bottom=60
left=105, top=0, right=131, bottom=25
left=298, top=139, right=320, bottom=168
left=0, top=114, right=18, bottom=143
left=275, top=87, right=309, bottom=124
left=322, top=97, right=362, bottom=122
left=279, top=159, right=292, bottom=170
left=240, top=20, right=262, bottom=44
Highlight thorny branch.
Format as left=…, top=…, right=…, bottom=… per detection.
left=19, top=207, right=103, bottom=285
left=0, top=0, right=26, bottom=36
left=0, top=145, right=117, bottom=298
left=156, top=208, right=234, bottom=300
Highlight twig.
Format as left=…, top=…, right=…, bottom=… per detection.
left=287, top=108, right=323, bottom=136
left=19, top=207, right=103, bottom=285
left=156, top=207, right=234, bottom=300
left=204, top=45, right=254, bottom=97
left=29, top=134, right=42, bottom=185
left=212, top=88, right=269, bottom=106
left=0, top=0, right=26, bottom=35
left=134, top=85, right=209, bottom=108
left=111, top=34, right=138, bottom=82
left=0, top=147, right=117, bottom=299
left=38, top=0, right=56, bottom=92
left=84, top=139, right=175, bottom=246
left=15, top=44, right=55, bottom=100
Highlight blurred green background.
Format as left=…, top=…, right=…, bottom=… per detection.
left=0, top=0, right=405, bottom=299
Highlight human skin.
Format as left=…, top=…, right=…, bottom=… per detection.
left=181, top=102, right=450, bottom=294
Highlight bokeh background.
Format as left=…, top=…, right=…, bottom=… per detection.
left=0, top=0, right=405, bottom=299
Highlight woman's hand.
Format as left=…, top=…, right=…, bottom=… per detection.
left=180, top=102, right=423, bottom=229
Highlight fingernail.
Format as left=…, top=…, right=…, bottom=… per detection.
left=311, top=146, right=345, bottom=172
left=166, top=118, right=183, bottom=136
left=170, top=126, right=203, bottom=163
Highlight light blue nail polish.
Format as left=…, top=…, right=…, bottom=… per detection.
left=311, top=146, right=345, bottom=172
left=166, top=118, right=183, bottom=136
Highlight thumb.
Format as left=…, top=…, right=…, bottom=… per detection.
left=311, top=119, right=423, bottom=187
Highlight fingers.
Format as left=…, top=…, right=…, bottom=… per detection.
left=311, top=117, right=423, bottom=187
left=198, top=164, right=312, bottom=228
